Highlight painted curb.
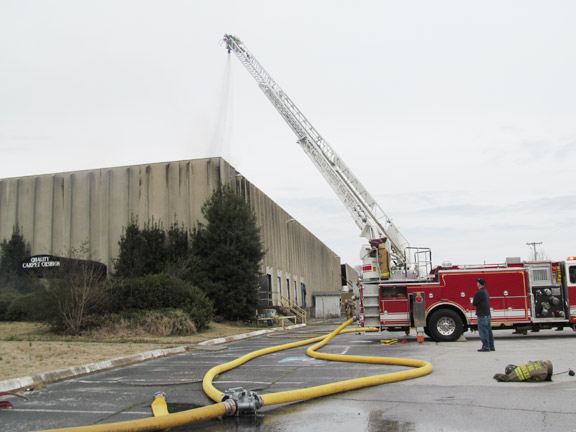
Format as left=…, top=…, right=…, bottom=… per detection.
left=0, top=323, right=307, bottom=393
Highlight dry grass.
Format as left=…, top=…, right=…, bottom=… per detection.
left=0, top=321, right=261, bottom=382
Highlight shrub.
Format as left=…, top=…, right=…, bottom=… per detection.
left=0, top=290, right=21, bottom=320
left=85, top=309, right=196, bottom=337
left=5, top=291, right=53, bottom=322
left=109, top=274, right=213, bottom=331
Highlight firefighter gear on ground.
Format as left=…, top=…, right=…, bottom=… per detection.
left=494, top=360, right=553, bottom=382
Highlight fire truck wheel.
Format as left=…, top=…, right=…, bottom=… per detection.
left=427, top=309, right=463, bottom=342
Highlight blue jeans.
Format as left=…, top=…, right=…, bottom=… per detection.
left=477, top=315, right=494, bottom=350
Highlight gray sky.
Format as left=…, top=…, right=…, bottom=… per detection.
left=1, top=0, right=575, bottom=267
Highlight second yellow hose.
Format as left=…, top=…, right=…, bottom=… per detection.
left=35, top=319, right=432, bottom=432
left=204, top=319, right=433, bottom=406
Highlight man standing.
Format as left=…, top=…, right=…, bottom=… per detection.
left=473, top=278, right=495, bottom=352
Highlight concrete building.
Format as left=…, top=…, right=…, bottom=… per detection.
left=0, top=157, right=345, bottom=311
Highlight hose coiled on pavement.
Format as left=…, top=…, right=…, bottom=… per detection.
left=33, top=319, right=432, bottom=431
left=204, top=319, right=433, bottom=406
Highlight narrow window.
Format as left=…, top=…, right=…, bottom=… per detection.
left=569, top=266, right=576, bottom=284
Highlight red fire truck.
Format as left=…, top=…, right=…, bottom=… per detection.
left=223, top=35, right=574, bottom=342
left=360, top=257, right=576, bottom=341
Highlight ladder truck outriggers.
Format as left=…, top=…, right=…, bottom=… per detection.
left=223, top=34, right=576, bottom=341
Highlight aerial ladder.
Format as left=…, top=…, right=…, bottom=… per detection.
left=222, top=35, right=431, bottom=291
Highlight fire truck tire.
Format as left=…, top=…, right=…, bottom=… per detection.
left=427, top=309, right=463, bottom=342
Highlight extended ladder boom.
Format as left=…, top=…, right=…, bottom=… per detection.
left=223, top=34, right=409, bottom=265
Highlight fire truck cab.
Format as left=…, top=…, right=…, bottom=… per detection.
left=360, top=257, right=576, bottom=342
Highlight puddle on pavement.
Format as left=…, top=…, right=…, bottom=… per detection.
left=168, top=402, right=427, bottom=432
left=170, top=414, right=265, bottom=431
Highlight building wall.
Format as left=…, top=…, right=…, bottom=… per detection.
left=0, top=157, right=341, bottom=307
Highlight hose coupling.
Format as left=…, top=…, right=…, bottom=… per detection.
left=222, top=398, right=237, bottom=416
left=222, top=387, right=263, bottom=416
left=153, top=391, right=167, bottom=400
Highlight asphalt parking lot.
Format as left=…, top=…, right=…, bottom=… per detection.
left=2, top=322, right=576, bottom=431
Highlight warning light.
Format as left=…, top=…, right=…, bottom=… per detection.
left=415, top=294, right=423, bottom=303
left=568, top=256, right=576, bottom=261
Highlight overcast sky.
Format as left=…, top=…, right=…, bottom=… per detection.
left=1, top=1, right=575, bottom=267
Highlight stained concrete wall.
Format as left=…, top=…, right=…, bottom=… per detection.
left=0, top=157, right=341, bottom=307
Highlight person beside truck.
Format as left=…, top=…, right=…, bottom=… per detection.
left=473, top=278, right=495, bottom=352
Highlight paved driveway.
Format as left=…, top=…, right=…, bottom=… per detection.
left=2, top=324, right=576, bottom=431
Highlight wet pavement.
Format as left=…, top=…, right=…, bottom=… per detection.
left=2, top=323, right=576, bottom=431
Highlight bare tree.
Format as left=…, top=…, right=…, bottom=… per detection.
left=45, top=243, right=108, bottom=334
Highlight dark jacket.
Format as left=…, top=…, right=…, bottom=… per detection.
left=473, top=287, right=491, bottom=317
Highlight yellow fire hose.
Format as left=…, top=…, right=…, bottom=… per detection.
left=31, top=401, right=235, bottom=432
left=204, top=319, right=433, bottom=406
left=32, top=319, right=432, bottom=432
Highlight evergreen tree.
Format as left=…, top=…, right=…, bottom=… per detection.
left=113, top=219, right=147, bottom=278
left=191, top=186, right=265, bottom=321
left=113, top=218, right=168, bottom=277
left=139, top=220, right=167, bottom=275
left=166, top=222, right=189, bottom=262
left=164, top=222, right=195, bottom=279
left=0, top=226, right=29, bottom=292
